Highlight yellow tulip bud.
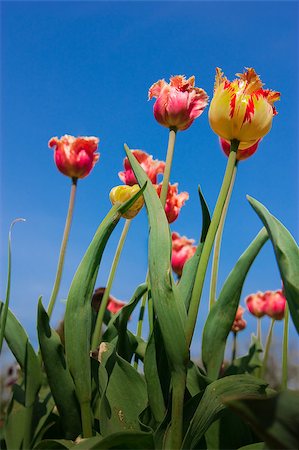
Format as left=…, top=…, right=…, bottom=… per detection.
left=109, top=184, right=144, bottom=219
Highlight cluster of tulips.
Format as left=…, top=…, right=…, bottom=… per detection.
left=0, top=67, right=298, bottom=450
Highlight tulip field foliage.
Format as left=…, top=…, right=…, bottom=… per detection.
left=1, top=71, right=299, bottom=449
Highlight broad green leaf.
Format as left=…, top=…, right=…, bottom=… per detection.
left=103, top=283, right=147, bottom=361
left=238, top=444, right=265, bottom=449
left=75, top=431, right=154, bottom=449
left=33, top=439, right=75, bottom=449
left=178, top=186, right=211, bottom=310
left=31, top=388, right=56, bottom=447
left=224, top=335, right=263, bottom=376
left=4, top=403, right=27, bottom=450
left=0, top=303, right=42, bottom=406
left=125, top=144, right=188, bottom=371
left=182, top=374, right=268, bottom=450
left=247, top=196, right=299, bottom=333
left=64, top=186, right=146, bottom=409
left=202, top=228, right=268, bottom=379
left=37, top=299, right=81, bottom=440
left=225, top=390, right=299, bottom=449
left=186, top=361, right=210, bottom=397
left=99, top=345, right=148, bottom=436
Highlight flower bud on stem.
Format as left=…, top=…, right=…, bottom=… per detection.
left=186, top=140, right=239, bottom=347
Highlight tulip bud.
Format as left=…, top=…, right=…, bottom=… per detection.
left=49, top=135, right=99, bottom=179
left=263, top=290, right=286, bottom=320
left=245, top=292, right=266, bottom=318
left=109, top=184, right=144, bottom=219
left=148, top=75, right=209, bottom=131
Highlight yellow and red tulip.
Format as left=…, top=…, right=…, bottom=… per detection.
left=209, top=68, right=280, bottom=148
left=109, top=184, right=144, bottom=219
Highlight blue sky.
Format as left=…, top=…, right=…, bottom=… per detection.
left=1, top=1, right=298, bottom=360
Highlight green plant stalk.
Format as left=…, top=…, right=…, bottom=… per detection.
left=22, top=404, right=34, bottom=450
left=257, top=317, right=262, bottom=343
left=134, top=290, right=147, bottom=369
left=169, top=370, right=186, bottom=450
left=186, top=140, right=239, bottom=347
left=160, top=127, right=177, bottom=207
left=91, top=218, right=131, bottom=350
left=0, top=219, right=25, bottom=353
left=231, top=331, right=237, bottom=363
left=281, top=305, right=289, bottom=389
left=80, top=400, right=93, bottom=438
left=47, top=178, right=77, bottom=319
left=209, top=165, right=237, bottom=309
left=261, top=318, right=275, bottom=379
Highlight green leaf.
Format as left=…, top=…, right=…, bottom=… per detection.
left=125, top=144, right=188, bottom=371
left=202, top=228, right=268, bottom=379
left=4, top=403, right=27, bottom=450
left=237, top=444, right=265, bottom=450
left=0, top=303, right=42, bottom=406
left=186, top=361, right=210, bottom=397
left=33, top=439, right=75, bottom=449
left=224, top=335, right=263, bottom=376
left=247, top=196, right=299, bottom=333
left=182, top=374, right=268, bottom=450
left=225, top=390, right=299, bottom=449
left=64, top=187, right=146, bottom=408
left=0, top=218, right=25, bottom=353
left=37, top=299, right=81, bottom=440
left=177, top=186, right=211, bottom=310
left=75, top=431, right=154, bottom=449
left=98, top=345, right=148, bottom=436
left=103, top=283, right=147, bottom=361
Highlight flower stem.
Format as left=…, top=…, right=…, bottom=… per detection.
left=186, top=140, right=239, bottom=347
left=160, top=128, right=177, bottom=207
left=209, top=165, right=237, bottom=309
left=257, top=317, right=262, bottom=343
left=134, top=289, right=148, bottom=369
left=261, top=318, right=275, bottom=379
left=231, top=331, right=237, bottom=363
left=170, top=370, right=186, bottom=450
left=91, top=219, right=131, bottom=350
left=281, top=304, right=289, bottom=389
left=47, top=178, right=77, bottom=319
left=80, top=400, right=93, bottom=438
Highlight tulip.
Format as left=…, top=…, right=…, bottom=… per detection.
left=263, top=290, right=286, bottom=320
left=245, top=291, right=266, bottom=318
left=49, top=134, right=99, bottom=179
left=107, top=295, right=127, bottom=314
left=171, top=232, right=196, bottom=276
left=109, top=184, right=144, bottom=219
left=219, top=137, right=261, bottom=161
left=155, top=183, right=189, bottom=223
left=119, top=150, right=165, bottom=186
left=148, top=75, right=209, bottom=131
left=231, top=306, right=247, bottom=332
left=209, top=68, right=280, bottom=147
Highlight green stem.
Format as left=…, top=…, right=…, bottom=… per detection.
left=160, top=128, right=177, bottom=207
left=257, top=317, right=262, bottom=343
left=281, top=305, right=289, bottom=389
left=133, top=290, right=148, bottom=369
left=231, top=331, right=237, bottom=363
left=186, top=140, right=239, bottom=347
left=209, top=165, right=237, bottom=309
left=47, top=178, right=77, bottom=319
left=91, top=219, right=131, bottom=350
left=80, top=400, right=93, bottom=438
left=261, top=318, right=275, bottom=379
left=169, top=370, right=186, bottom=450
left=22, top=404, right=34, bottom=450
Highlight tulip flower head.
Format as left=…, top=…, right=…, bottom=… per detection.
left=231, top=306, right=247, bottom=333
left=245, top=291, right=266, bottom=318
left=155, top=183, right=189, bottom=223
left=171, top=232, right=196, bottom=276
left=107, top=295, right=127, bottom=314
left=49, top=135, right=99, bottom=179
left=119, top=150, right=165, bottom=186
left=148, top=75, right=209, bottom=131
left=263, top=290, right=286, bottom=320
left=209, top=68, right=280, bottom=147
left=219, top=137, right=261, bottom=161
left=91, top=287, right=126, bottom=314
left=109, top=184, right=144, bottom=219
